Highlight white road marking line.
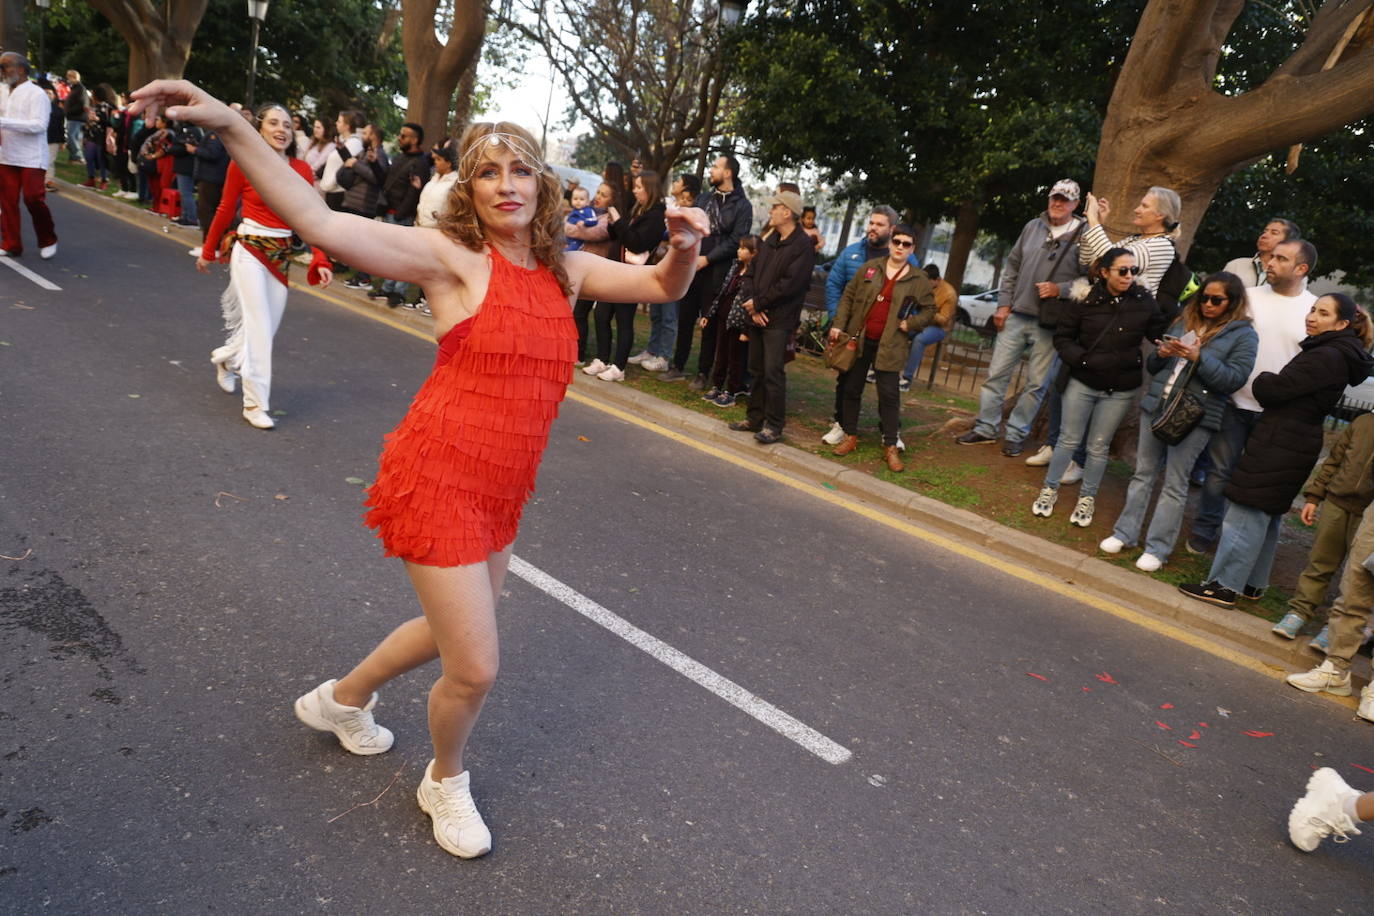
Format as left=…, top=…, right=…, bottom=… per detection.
left=0, top=256, right=62, bottom=291
left=509, top=555, right=853, bottom=765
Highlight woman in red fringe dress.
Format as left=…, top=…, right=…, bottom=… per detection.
left=130, top=80, right=708, bottom=860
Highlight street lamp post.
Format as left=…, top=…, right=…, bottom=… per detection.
left=35, top=0, right=51, bottom=77
left=697, top=0, right=748, bottom=173
left=245, top=0, right=270, bottom=110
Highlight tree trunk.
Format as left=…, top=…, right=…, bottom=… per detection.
left=837, top=197, right=858, bottom=252
left=1093, top=0, right=1374, bottom=259
left=402, top=0, right=486, bottom=155
left=990, top=247, right=1006, bottom=291
left=89, top=0, right=209, bottom=90
left=448, top=53, right=480, bottom=141
left=0, top=0, right=25, bottom=59
left=943, top=201, right=979, bottom=293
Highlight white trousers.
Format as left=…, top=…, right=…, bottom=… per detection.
left=216, top=242, right=288, bottom=412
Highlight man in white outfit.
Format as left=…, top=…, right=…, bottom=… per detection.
left=0, top=52, right=58, bottom=259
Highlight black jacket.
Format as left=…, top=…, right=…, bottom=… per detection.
left=1054, top=281, right=1168, bottom=393
left=740, top=226, right=818, bottom=330
left=169, top=123, right=202, bottom=177
left=607, top=201, right=666, bottom=260
left=696, top=184, right=753, bottom=267
left=381, top=149, right=430, bottom=220
left=193, top=131, right=229, bottom=185
left=1226, top=328, right=1374, bottom=515
left=63, top=82, right=87, bottom=119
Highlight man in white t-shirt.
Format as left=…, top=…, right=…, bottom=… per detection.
left=1188, top=239, right=1319, bottom=555
left=1222, top=218, right=1301, bottom=287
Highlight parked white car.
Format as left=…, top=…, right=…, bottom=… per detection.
left=956, top=289, right=999, bottom=332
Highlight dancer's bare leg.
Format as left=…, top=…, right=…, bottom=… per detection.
left=332, top=616, right=440, bottom=708
left=409, top=549, right=510, bottom=780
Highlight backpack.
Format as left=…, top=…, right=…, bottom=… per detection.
left=1155, top=241, right=1200, bottom=317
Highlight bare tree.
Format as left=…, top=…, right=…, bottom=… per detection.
left=401, top=0, right=487, bottom=148
left=507, top=0, right=731, bottom=175
left=1094, top=0, right=1374, bottom=253
left=88, top=0, right=210, bottom=89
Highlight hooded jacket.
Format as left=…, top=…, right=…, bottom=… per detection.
left=696, top=183, right=753, bottom=268
left=1054, top=278, right=1169, bottom=393
left=1225, top=328, right=1374, bottom=515
left=1141, top=317, right=1258, bottom=432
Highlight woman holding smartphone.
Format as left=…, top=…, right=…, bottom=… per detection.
left=827, top=223, right=936, bottom=471
left=1100, top=273, right=1256, bottom=570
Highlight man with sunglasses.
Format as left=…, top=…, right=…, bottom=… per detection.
left=958, top=179, right=1085, bottom=455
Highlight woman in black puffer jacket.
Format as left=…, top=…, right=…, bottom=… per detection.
left=1181, top=293, right=1374, bottom=607
left=1032, top=247, right=1169, bottom=528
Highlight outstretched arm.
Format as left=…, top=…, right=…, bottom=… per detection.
left=571, top=201, right=708, bottom=304
left=129, top=80, right=454, bottom=288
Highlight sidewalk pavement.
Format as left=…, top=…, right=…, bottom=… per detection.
left=61, top=178, right=1371, bottom=697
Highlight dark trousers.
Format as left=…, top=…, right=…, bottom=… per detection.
left=0, top=165, right=57, bottom=254
left=593, top=301, right=636, bottom=368
left=1192, top=403, right=1263, bottom=545
left=674, top=262, right=726, bottom=376
left=746, top=324, right=791, bottom=432
left=196, top=180, right=223, bottom=241
left=840, top=337, right=900, bottom=445
left=710, top=322, right=747, bottom=393
left=573, top=299, right=595, bottom=361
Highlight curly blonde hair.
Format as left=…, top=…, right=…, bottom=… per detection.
left=437, top=121, right=570, bottom=295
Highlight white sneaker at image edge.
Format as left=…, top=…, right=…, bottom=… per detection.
left=1099, top=536, right=1124, bottom=554
left=1285, top=660, right=1352, bottom=696
left=1135, top=553, right=1163, bottom=572
left=1288, top=767, right=1362, bottom=852
left=417, top=760, right=492, bottom=859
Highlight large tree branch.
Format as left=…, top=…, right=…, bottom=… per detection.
left=1111, top=0, right=1244, bottom=102
left=1273, top=0, right=1373, bottom=78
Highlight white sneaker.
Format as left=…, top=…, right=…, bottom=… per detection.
left=1099, top=536, right=1124, bottom=554
left=188, top=246, right=203, bottom=256
left=1069, top=496, right=1095, bottom=527
left=1135, top=553, right=1163, bottom=572
left=242, top=407, right=276, bottom=429
left=895, top=436, right=906, bottom=452
left=627, top=350, right=651, bottom=365
left=417, top=760, right=492, bottom=858
left=1288, top=767, right=1362, bottom=852
left=597, top=364, right=624, bottom=381
left=1359, top=685, right=1374, bottom=723
left=1060, top=461, right=1084, bottom=485
left=582, top=358, right=607, bottom=376
left=293, top=679, right=395, bottom=755
left=1285, top=660, right=1353, bottom=696
left=1031, top=486, right=1057, bottom=517
left=642, top=355, right=669, bottom=372
left=822, top=421, right=846, bottom=446
left=1024, top=444, right=1054, bottom=467
left=39, top=243, right=57, bottom=260
left=215, top=361, right=236, bottom=393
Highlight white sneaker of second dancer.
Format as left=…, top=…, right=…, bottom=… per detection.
left=417, top=760, right=492, bottom=858
left=293, top=679, right=394, bottom=755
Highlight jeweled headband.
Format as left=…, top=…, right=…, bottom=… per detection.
left=455, top=131, right=548, bottom=184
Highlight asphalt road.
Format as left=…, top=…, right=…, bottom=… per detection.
left=2, top=193, right=1372, bottom=914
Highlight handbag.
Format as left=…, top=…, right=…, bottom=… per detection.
left=824, top=329, right=861, bottom=372
left=1150, top=360, right=1207, bottom=445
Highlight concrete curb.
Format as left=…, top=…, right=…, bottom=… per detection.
left=60, top=178, right=1369, bottom=689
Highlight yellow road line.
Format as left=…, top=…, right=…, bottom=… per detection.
left=70, top=187, right=1358, bottom=710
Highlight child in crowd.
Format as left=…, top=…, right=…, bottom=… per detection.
left=701, top=235, right=759, bottom=407
left=564, top=185, right=598, bottom=251
left=1271, top=411, right=1374, bottom=649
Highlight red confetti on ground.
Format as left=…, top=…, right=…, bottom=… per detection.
left=1026, top=672, right=1049, bottom=681
left=1095, top=672, right=1118, bottom=684
left=1155, top=720, right=1173, bottom=730
left=1178, top=740, right=1198, bottom=748
left=1159, top=703, right=1174, bottom=709
left=1242, top=731, right=1275, bottom=738
left=1082, top=686, right=1092, bottom=692
left=1187, top=730, right=1202, bottom=740
left=1198, top=722, right=1209, bottom=728
left=1351, top=763, right=1374, bottom=775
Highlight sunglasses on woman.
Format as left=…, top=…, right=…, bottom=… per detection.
left=1201, top=294, right=1229, bottom=306
left=890, top=238, right=915, bottom=249
left=1110, top=266, right=1141, bottom=276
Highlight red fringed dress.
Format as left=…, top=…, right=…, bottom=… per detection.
left=363, top=248, right=578, bottom=566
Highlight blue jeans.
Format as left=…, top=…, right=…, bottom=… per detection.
left=1191, top=403, right=1262, bottom=545
left=1044, top=361, right=1089, bottom=466
left=1043, top=378, right=1135, bottom=498
left=175, top=173, right=198, bottom=223
left=1207, top=501, right=1282, bottom=592
left=972, top=313, right=1058, bottom=443
left=648, top=300, right=678, bottom=357
left=1112, top=407, right=1213, bottom=560
left=379, top=214, right=415, bottom=296
left=66, top=120, right=85, bottom=161
left=902, top=325, right=946, bottom=382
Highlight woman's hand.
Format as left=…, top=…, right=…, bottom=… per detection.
left=899, top=320, right=909, bottom=334
left=664, top=201, right=709, bottom=251
left=195, top=255, right=213, bottom=274
left=1301, top=502, right=1319, bottom=526
left=316, top=267, right=334, bottom=289
left=829, top=327, right=843, bottom=342
left=127, top=80, right=238, bottom=134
